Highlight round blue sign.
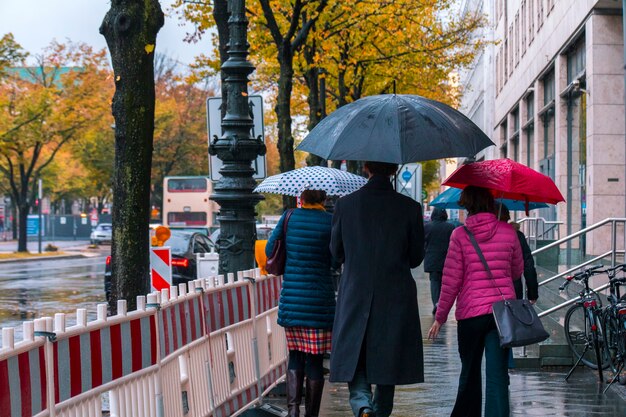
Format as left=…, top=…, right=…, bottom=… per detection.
left=401, top=170, right=412, bottom=182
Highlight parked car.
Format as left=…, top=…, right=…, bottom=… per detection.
left=209, top=223, right=276, bottom=244
left=104, top=230, right=216, bottom=301
left=90, top=223, right=112, bottom=245
left=167, top=226, right=211, bottom=236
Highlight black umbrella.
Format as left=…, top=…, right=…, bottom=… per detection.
left=297, top=94, right=494, bottom=164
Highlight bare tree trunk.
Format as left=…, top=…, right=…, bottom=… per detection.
left=276, top=52, right=296, bottom=208
left=11, top=205, right=17, bottom=240
left=17, top=202, right=28, bottom=252
left=100, top=0, right=164, bottom=313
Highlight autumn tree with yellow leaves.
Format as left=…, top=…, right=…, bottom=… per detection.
left=0, top=37, right=112, bottom=252
left=175, top=0, right=485, bottom=190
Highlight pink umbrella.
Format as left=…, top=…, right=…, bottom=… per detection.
left=442, top=159, right=565, bottom=206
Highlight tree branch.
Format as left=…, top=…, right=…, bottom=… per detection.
left=258, top=0, right=284, bottom=46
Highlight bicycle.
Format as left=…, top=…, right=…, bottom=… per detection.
left=561, top=264, right=610, bottom=382
left=601, top=263, right=626, bottom=391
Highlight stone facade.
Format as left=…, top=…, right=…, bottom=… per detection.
left=459, top=0, right=626, bottom=256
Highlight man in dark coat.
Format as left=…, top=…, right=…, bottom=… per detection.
left=329, top=161, right=425, bottom=417
left=424, top=207, right=456, bottom=314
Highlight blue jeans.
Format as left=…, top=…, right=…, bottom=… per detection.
left=452, top=314, right=510, bottom=417
left=348, top=361, right=395, bottom=416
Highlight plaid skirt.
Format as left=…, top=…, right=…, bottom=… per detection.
left=285, top=327, right=332, bottom=354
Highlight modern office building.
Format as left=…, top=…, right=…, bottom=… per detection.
left=459, top=0, right=626, bottom=255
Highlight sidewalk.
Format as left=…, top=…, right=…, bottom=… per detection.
left=277, top=268, right=626, bottom=416
left=0, top=239, right=106, bottom=262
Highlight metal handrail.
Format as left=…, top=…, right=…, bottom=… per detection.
left=538, top=282, right=610, bottom=318
left=532, top=218, right=626, bottom=317
left=531, top=218, right=626, bottom=258
left=537, top=251, right=616, bottom=287
left=517, top=217, right=564, bottom=246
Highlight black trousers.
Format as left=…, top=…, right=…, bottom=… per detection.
left=451, top=314, right=510, bottom=417
left=429, top=271, right=442, bottom=308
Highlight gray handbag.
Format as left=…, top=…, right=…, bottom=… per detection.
left=464, top=227, right=549, bottom=348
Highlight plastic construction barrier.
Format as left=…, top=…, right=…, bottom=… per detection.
left=0, top=320, right=48, bottom=417
left=0, top=268, right=287, bottom=417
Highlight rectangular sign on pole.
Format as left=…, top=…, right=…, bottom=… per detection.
left=395, top=163, right=423, bottom=203
left=207, top=95, right=267, bottom=181
left=26, top=214, right=45, bottom=237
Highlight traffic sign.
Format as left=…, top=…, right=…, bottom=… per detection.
left=207, top=96, right=267, bottom=181
left=395, top=164, right=422, bottom=202
left=150, top=246, right=172, bottom=291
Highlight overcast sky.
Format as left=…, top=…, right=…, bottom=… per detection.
left=0, top=0, right=210, bottom=66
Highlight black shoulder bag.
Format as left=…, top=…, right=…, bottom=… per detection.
left=464, top=226, right=549, bottom=348
left=265, top=210, right=293, bottom=276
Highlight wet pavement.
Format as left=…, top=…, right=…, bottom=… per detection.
left=0, top=253, right=107, bottom=342
left=2, top=250, right=626, bottom=415
left=0, top=238, right=93, bottom=253
left=273, top=268, right=626, bottom=416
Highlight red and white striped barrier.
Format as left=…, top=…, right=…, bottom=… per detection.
left=0, top=268, right=287, bottom=417
left=0, top=320, right=48, bottom=417
left=150, top=247, right=172, bottom=291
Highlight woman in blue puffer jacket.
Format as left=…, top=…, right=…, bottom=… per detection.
left=265, top=189, right=335, bottom=417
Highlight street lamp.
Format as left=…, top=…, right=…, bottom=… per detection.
left=209, top=0, right=266, bottom=276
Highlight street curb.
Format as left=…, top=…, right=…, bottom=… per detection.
left=0, top=253, right=89, bottom=264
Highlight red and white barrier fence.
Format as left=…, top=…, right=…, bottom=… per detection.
left=0, top=268, right=286, bottom=417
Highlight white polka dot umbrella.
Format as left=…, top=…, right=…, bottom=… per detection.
left=254, top=166, right=368, bottom=197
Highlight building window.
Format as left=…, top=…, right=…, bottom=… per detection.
left=496, top=51, right=500, bottom=93
left=515, top=12, right=520, bottom=66
left=521, top=1, right=527, bottom=56
left=527, top=92, right=535, bottom=121
left=509, top=25, right=514, bottom=76
left=567, top=36, right=586, bottom=84
left=543, top=70, right=555, bottom=105
left=504, top=39, right=509, bottom=82
left=511, top=107, right=520, bottom=161
left=540, top=70, right=555, bottom=179
left=501, top=121, right=508, bottom=158
left=525, top=92, right=535, bottom=167
left=529, top=0, right=535, bottom=43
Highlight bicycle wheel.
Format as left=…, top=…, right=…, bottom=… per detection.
left=603, top=312, right=626, bottom=384
left=564, top=304, right=609, bottom=370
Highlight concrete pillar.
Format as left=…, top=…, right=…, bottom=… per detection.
left=585, top=13, right=626, bottom=254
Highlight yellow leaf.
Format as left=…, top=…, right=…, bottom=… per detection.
left=145, top=44, right=155, bottom=54
left=116, top=75, right=121, bottom=81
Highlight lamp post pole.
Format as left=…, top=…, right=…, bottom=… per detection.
left=209, top=0, right=266, bottom=276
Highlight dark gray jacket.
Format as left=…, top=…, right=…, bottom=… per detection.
left=423, top=210, right=455, bottom=273
left=329, top=175, right=425, bottom=384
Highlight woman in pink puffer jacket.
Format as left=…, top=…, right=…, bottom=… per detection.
left=428, top=186, right=523, bottom=417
